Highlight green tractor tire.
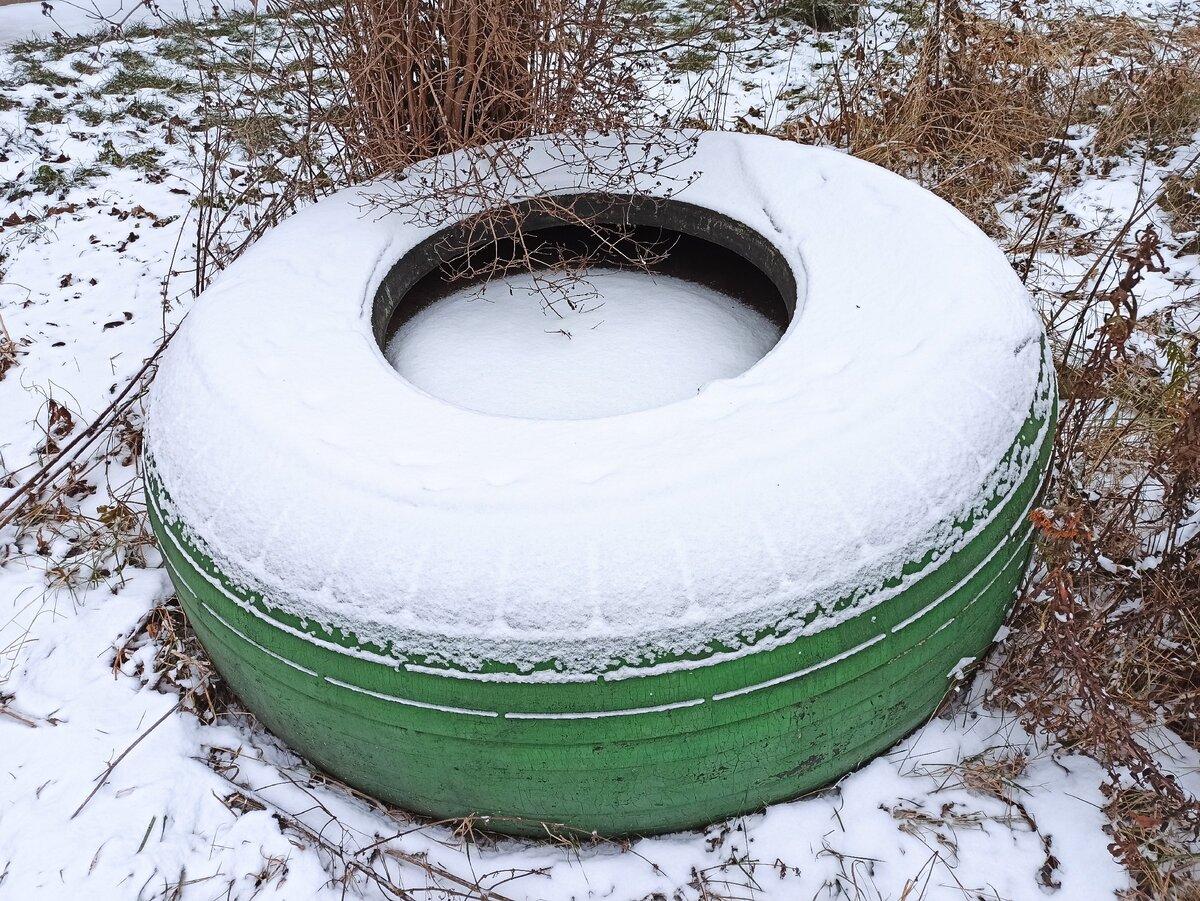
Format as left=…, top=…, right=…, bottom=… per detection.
left=146, top=133, right=1056, bottom=836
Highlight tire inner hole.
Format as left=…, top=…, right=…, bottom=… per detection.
left=373, top=195, right=797, bottom=420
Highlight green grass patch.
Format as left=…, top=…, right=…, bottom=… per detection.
left=620, top=0, right=667, bottom=15
left=71, top=164, right=108, bottom=182
left=111, top=48, right=153, bottom=70
left=98, top=139, right=164, bottom=171
left=672, top=49, right=717, bottom=72
left=774, top=0, right=860, bottom=30
left=8, top=38, right=47, bottom=59
left=122, top=98, right=170, bottom=121
left=11, top=163, right=109, bottom=201
left=31, top=164, right=69, bottom=195
left=222, top=112, right=290, bottom=153
left=157, top=35, right=202, bottom=64
left=70, top=58, right=103, bottom=76
left=16, top=61, right=78, bottom=89
left=122, top=149, right=165, bottom=171
left=9, top=25, right=138, bottom=62
left=26, top=105, right=65, bottom=125
left=100, top=66, right=196, bottom=96
left=76, top=106, right=109, bottom=126
left=122, top=22, right=159, bottom=40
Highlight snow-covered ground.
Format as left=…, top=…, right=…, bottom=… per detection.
left=1, top=1, right=1198, bottom=898
left=0, top=0, right=251, bottom=45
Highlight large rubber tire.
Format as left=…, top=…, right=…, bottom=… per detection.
left=146, top=133, right=1056, bottom=836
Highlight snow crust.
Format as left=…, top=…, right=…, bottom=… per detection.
left=385, top=269, right=782, bottom=419
left=145, top=132, right=1051, bottom=675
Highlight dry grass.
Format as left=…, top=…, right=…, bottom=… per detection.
left=990, top=182, right=1200, bottom=900
left=1161, top=171, right=1200, bottom=254
left=333, top=0, right=642, bottom=174
left=781, top=0, right=1076, bottom=228
left=0, top=311, right=22, bottom=382
left=1089, top=25, right=1200, bottom=157
left=112, top=597, right=231, bottom=721
left=780, top=2, right=1200, bottom=230
left=181, top=0, right=699, bottom=295
left=1108, top=787, right=1200, bottom=900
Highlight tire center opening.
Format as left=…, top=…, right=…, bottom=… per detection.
left=372, top=195, right=797, bottom=420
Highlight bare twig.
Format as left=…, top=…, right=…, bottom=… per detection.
left=71, top=700, right=182, bottom=820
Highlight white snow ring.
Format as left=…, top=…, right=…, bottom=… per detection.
left=146, top=132, right=1050, bottom=677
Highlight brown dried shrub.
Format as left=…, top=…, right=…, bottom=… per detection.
left=992, top=214, right=1200, bottom=899
left=1090, top=25, right=1200, bottom=157
left=334, top=0, right=643, bottom=173
left=782, top=0, right=1077, bottom=228
left=780, top=2, right=1200, bottom=230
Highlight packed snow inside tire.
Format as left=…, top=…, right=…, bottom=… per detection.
left=386, top=269, right=782, bottom=420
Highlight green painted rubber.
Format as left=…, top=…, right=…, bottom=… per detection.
left=146, top=354, right=1055, bottom=837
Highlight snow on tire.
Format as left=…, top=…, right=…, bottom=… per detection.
left=145, top=132, right=1056, bottom=836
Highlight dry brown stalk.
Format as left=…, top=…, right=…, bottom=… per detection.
left=288, top=0, right=677, bottom=198
left=991, top=204, right=1200, bottom=897
left=181, top=0, right=700, bottom=296
left=0, top=310, right=19, bottom=382
left=781, top=0, right=1078, bottom=228
left=778, top=1, right=1200, bottom=234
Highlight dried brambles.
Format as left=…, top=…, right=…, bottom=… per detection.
left=992, top=214, right=1200, bottom=899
